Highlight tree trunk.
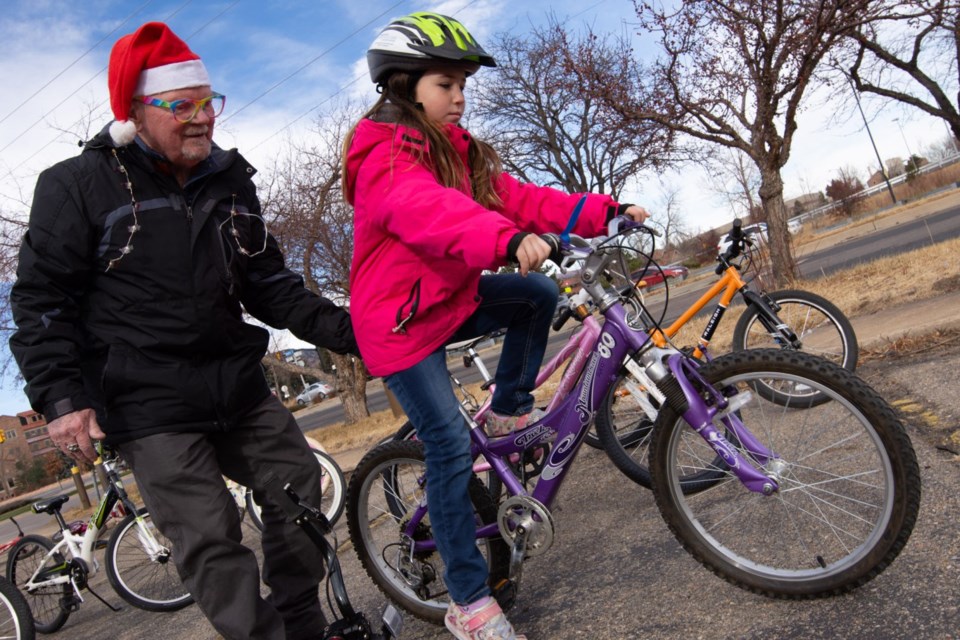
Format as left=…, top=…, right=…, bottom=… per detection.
left=330, top=352, right=369, bottom=424
left=757, top=168, right=800, bottom=286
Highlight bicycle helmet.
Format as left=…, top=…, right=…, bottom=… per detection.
left=366, top=12, right=496, bottom=84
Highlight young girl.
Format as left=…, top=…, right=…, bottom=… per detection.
left=344, top=12, right=648, bottom=640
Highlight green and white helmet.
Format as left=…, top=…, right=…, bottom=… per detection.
left=366, top=12, right=496, bottom=84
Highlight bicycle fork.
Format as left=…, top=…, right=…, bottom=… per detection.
left=132, top=516, right=173, bottom=563
left=649, top=350, right=781, bottom=495
left=742, top=289, right=801, bottom=349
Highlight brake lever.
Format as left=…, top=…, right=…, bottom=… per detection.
left=607, top=215, right=662, bottom=237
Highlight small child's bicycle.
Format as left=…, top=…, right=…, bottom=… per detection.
left=0, top=519, right=25, bottom=557
left=5, top=447, right=191, bottom=633
left=345, top=217, right=921, bottom=626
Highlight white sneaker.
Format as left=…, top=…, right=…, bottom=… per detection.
left=445, top=598, right=526, bottom=640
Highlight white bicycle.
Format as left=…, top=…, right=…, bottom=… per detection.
left=6, top=449, right=191, bottom=633
left=226, top=437, right=346, bottom=530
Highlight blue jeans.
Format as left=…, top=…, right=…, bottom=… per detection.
left=450, top=272, right=558, bottom=416
left=385, top=272, right=558, bottom=604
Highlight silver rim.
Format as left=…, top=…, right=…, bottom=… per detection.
left=663, top=369, right=894, bottom=582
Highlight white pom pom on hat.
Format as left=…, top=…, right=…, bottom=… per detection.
left=107, top=22, right=210, bottom=146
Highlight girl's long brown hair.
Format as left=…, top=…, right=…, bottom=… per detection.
left=342, top=70, right=503, bottom=209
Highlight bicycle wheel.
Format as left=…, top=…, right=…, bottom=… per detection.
left=105, top=509, right=193, bottom=611
left=0, top=575, right=35, bottom=640
left=246, top=447, right=347, bottom=529
left=595, top=371, right=658, bottom=488
left=650, top=349, right=921, bottom=598
left=391, top=420, right=504, bottom=502
left=5, top=535, right=69, bottom=633
left=347, top=440, right=509, bottom=624
left=732, top=289, right=858, bottom=406
left=596, top=369, right=727, bottom=491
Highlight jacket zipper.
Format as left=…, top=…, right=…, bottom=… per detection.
left=393, top=278, right=422, bottom=334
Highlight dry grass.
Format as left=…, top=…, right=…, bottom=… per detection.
left=856, top=163, right=960, bottom=215
left=305, top=411, right=407, bottom=454
left=316, top=234, right=960, bottom=454
left=859, top=327, right=960, bottom=363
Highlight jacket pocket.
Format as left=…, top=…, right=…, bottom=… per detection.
left=102, top=346, right=213, bottom=428
left=392, top=277, right=421, bottom=334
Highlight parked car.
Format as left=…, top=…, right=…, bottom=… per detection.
left=717, top=222, right=768, bottom=254
left=296, top=382, right=334, bottom=406
left=630, top=263, right=689, bottom=288
left=787, top=217, right=803, bottom=234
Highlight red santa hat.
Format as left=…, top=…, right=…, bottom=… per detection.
left=107, top=22, right=210, bottom=146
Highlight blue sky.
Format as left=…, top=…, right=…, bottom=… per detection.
left=0, top=0, right=952, bottom=415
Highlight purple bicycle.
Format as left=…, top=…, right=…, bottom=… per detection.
left=346, top=218, right=921, bottom=625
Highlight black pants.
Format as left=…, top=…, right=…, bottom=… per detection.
left=117, top=396, right=327, bottom=640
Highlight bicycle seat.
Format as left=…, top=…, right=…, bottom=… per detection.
left=445, top=330, right=504, bottom=354
left=32, top=495, right=70, bottom=515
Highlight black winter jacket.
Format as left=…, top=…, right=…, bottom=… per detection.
left=10, top=127, right=357, bottom=444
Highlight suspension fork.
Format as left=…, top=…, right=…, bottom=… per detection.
left=740, top=289, right=801, bottom=349
left=665, top=354, right=781, bottom=495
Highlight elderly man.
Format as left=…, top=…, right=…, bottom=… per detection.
left=9, top=22, right=354, bottom=639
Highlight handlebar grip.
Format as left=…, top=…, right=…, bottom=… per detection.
left=551, top=306, right=572, bottom=332
left=717, top=217, right=746, bottom=270
left=540, top=233, right=564, bottom=265
left=731, top=217, right=743, bottom=234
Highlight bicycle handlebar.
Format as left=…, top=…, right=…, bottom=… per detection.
left=716, top=218, right=751, bottom=274
left=261, top=473, right=402, bottom=639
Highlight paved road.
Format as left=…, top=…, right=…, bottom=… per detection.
left=22, top=341, right=959, bottom=639
left=6, top=193, right=959, bottom=638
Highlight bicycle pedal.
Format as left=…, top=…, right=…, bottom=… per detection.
left=491, top=578, right=517, bottom=612
left=61, top=595, right=81, bottom=613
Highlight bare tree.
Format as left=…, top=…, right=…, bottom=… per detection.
left=471, top=26, right=676, bottom=200
left=704, top=147, right=762, bottom=221
left=649, top=183, right=692, bottom=254
left=844, top=0, right=960, bottom=141
left=259, top=102, right=370, bottom=424
left=0, top=99, right=109, bottom=389
left=566, top=0, right=872, bottom=286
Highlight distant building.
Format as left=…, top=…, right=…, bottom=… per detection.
left=784, top=192, right=825, bottom=214
left=277, top=348, right=321, bottom=369
left=0, top=410, right=53, bottom=496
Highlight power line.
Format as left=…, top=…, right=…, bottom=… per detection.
left=0, top=1, right=154, bottom=127
left=7, top=0, right=236, bottom=170
left=220, top=0, right=407, bottom=124
left=245, top=0, right=480, bottom=152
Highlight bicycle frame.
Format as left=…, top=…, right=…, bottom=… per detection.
left=648, top=263, right=751, bottom=358
left=24, top=458, right=168, bottom=597
left=402, top=271, right=781, bottom=555
left=642, top=224, right=801, bottom=361
left=468, top=315, right=603, bottom=426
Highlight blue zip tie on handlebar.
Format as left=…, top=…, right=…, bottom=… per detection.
left=560, top=195, right=588, bottom=244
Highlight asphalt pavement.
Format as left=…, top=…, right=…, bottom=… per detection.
left=3, top=191, right=960, bottom=639
left=27, top=331, right=959, bottom=640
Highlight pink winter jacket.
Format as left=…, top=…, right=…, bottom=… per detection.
left=345, top=118, right=618, bottom=376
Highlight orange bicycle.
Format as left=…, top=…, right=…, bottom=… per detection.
left=595, top=218, right=858, bottom=487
